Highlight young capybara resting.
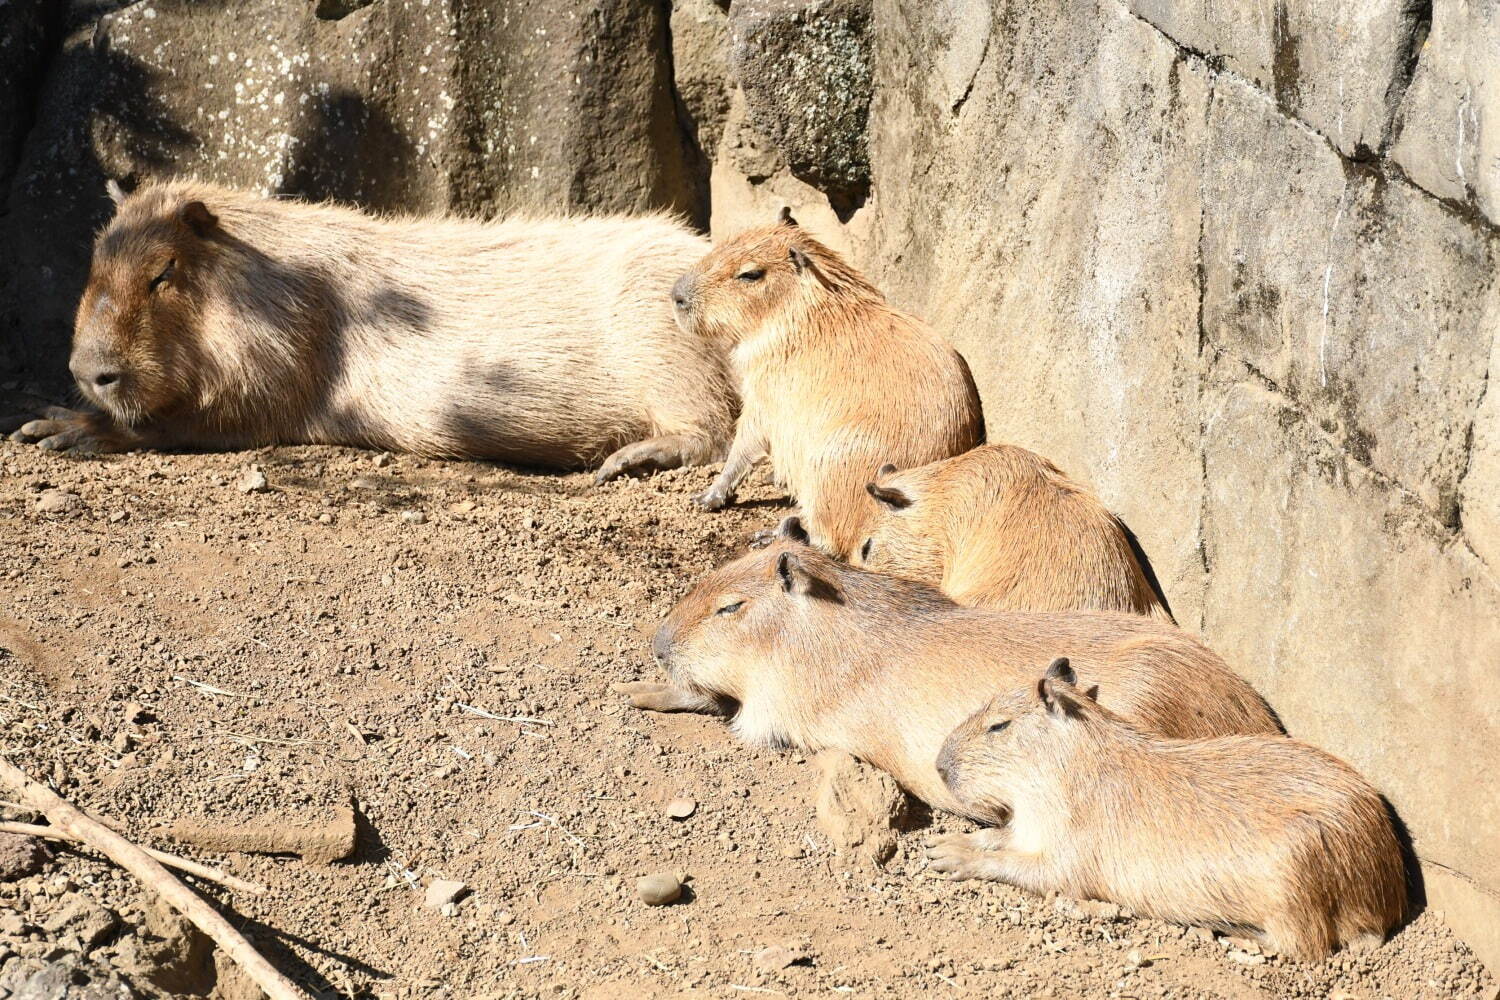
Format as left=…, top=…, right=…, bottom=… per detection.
left=615, top=518, right=1279, bottom=817
left=15, top=179, right=736, bottom=478
left=929, top=659, right=1406, bottom=959
left=852, top=444, right=1172, bottom=620
left=670, top=210, right=983, bottom=557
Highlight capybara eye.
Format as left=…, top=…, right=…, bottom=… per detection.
left=859, top=538, right=873, bottom=561
left=716, top=600, right=745, bottom=616
left=735, top=268, right=765, bottom=283
left=149, top=259, right=176, bottom=292
left=987, top=720, right=1010, bottom=735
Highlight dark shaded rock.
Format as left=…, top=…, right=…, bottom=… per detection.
left=729, top=0, right=872, bottom=214
left=0, top=955, right=138, bottom=999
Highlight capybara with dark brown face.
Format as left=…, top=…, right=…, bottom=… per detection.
left=16, top=179, right=736, bottom=479
left=853, top=445, right=1172, bottom=620
left=670, top=211, right=984, bottom=557
left=930, top=659, right=1406, bottom=960
left=616, top=518, right=1279, bottom=817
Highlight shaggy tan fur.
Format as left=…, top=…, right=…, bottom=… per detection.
left=618, top=519, right=1279, bottom=817
left=19, top=179, right=736, bottom=477
left=672, top=215, right=983, bottom=557
left=854, top=444, right=1171, bottom=620
left=930, top=660, right=1406, bottom=960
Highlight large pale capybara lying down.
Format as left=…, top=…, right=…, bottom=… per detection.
left=16, top=179, right=737, bottom=480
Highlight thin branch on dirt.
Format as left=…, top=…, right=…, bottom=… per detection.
left=728, top=987, right=782, bottom=995
left=456, top=703, right=555, bottom=726
left=0, top=692, right=44, bottom=711
left=507, top=810, right=585, bottom=847
left=173, top=675, right=251, bottom=698
left=0, top=820, right=267, bottom=895
left=0, top=755, right=310, bottom=1000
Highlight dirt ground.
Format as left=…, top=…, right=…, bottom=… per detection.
left=0, top=417, right=1494, bottom=999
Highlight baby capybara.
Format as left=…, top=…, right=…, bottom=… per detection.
left=852, top=445, right=1171, bottom=620
left=618, top=518, right=1279, bottom=817
left=930, top=659, right=1406, bottom=960
left=671, top=210, right=983, bottom=557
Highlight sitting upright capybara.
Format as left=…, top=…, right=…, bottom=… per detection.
left=852, top=445, right=1172, bottom=620
left=670, top=210, right=983, bottom=556
left=16, top=179, right=736, bottom=478
left=616, top=518, right=1279, bottom=817
left=929, top=659, right=1406, bottom=959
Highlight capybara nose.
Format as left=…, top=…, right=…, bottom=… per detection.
left=671, top=274, right=694, bottom=311
left=651, top=626, right=673, bottom=665
left=70, top=356, right=123, bottom=394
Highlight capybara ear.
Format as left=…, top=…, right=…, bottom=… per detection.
left=866, top=480, right=912, bottom=509
left=1043, top=656, right=1075, bottom=686
left=775, top=551, right=840, bottom=602
left=106, top=179, right=127, bottom=205
left=178, top=200, right=219, bottom=238
left=778, top=516, right=810, bottom=544
left=876, top=462, right=898, bottom=478
left=778, top=205, right=799, bottom=227
left=1038, top=665, right=1087, bottom=720
left=788, top=246, right=810, bottom=273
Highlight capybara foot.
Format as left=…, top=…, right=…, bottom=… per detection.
left=10, top=407, right=117, bottom=453
left=693, top=485, right=735, bottom=511
left=611, top=681, right=724, bottom=715
left=925, top=832, right=1006, bottom=881
left=595, top=434, right=712, bottom=484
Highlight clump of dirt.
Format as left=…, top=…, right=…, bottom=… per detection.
left=0, top=435, right=1492, bottom=999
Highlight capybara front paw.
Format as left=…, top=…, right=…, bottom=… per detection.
left=610, top=681, right=720, bottom=715
left=693, top=487, right=732, bottom=511
left=9, top=408, right=112, bottom=453
left=925, top=837, right=985, bottom=880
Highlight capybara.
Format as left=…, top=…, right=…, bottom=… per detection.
left=670, top=210, right=983, bottom=556
left=853, top=445, right=1171, bottom=620
left=16, top=179, right=736, bottom=478
left=929, top=659, right=1405, bottom=960
left=616, top=518, right=1279, bottom=816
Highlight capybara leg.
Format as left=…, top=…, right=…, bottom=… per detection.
left=694, top=429, right=765, bottom=511
left=1258, top=910, right=1336, bottom=961
left=10, top=407, right=126, bottom=453
left=594, top=433, right=719, bottom=484
left=926, top=840, right=1052, bottom=892
left=610, top=681, right=725, bottom=715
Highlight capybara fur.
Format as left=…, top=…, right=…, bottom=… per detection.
left=671, top=212, right=983, bottom=556
left=18, top=179, right=736, bottom=479
left=618, top=518, right=1279, bottom=817
left=854, top=445, right=1171, bottom=621
left=930, top=659, right=1406, bottom=960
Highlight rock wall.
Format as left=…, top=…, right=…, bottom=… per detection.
left=1, top=0, right=1496, bottom=971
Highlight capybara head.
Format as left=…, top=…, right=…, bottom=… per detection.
left=850, top=461, right=947, bottom=581
left=670, top=209, right=882, bottom=343
left=70, top=180, right=221, bottom=426
left=935, top=657, right=1102, bottom=822
left=652, top=516, right=847, bottom=699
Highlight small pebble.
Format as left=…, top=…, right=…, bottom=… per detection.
left=238, top=465, right=270, bottom=494
left=636, top=873, right=682, bottom=906
left=35, top=489, right=80, bottom=514
left=665, top=797, right=696, bottom=820
left=424, top=878, right=467, bottom=909
left=372, top=452, right=392, bottom=467
left=400, top=510, right=427, bottom=525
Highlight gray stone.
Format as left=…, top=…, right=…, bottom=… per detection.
left=1389, top=0, right=1500, bottom=226
left=1128, top=0, right=1425, bottom=158
left=0, top=956, right=137, bottom=999
left=635, top=872, right=683, bottom=906
left=1202, top=77, right=1494, bottom=518
left=35, top=489, right=81, bottom=514
left=672, top=0, right=735, bottom=158
left=424, top=878, right=467, bottom=909
left=729, top=0, right=872, bottom=213
left=237, top=465, right=270, bottom=495
left=0, top=833, right=47, bottom=881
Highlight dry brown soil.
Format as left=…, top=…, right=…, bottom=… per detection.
left=0, top=426, right=1493, bottom=999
